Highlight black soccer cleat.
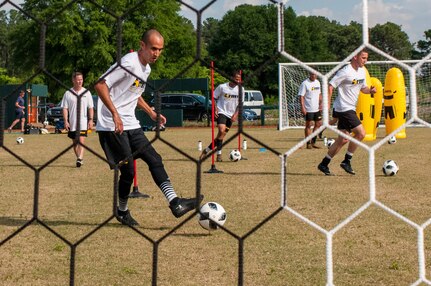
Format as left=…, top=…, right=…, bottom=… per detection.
left=76, top=158, right=83, bottom=168
left=340, top=161, right=355, bottom=175
left=170, top=195, right=204, bottom=218
left=116, top=209, right=139, bottom=226
left=318, top=163, right=332, bottom=176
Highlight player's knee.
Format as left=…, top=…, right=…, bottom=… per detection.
left=120, top=164, right=134, bottom=182
left=356, top=132, right=366, bottom=141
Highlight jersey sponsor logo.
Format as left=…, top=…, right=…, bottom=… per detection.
left=351, top=79, right=365, bottom=85
left=223, top=93, right=239, bottom=99
left=311, top=86, right=320, bottom=91
left=132, top=79, right=146, bottom=88
left=128, top=78, right=146, bottom=94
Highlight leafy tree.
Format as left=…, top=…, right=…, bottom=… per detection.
left=7, top=0, right=206, bottom=102
left=0, top=67, right=20, bottom=84
left=412, top=29, right=431, bottom=59
left=370, top=22, right=413, bottom=60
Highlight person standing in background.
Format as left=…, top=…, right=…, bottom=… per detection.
left=61, top=72, right=94, bottom=168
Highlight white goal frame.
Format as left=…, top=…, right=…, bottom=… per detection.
left=279, top=60, right=431, bottom=130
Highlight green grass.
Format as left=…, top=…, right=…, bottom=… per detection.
left=1, top=126, right=430, bottom=285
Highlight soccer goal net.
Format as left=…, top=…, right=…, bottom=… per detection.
left=278, top=60, right=431, bottom=130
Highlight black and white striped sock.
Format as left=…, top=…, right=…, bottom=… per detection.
left=160, top=180, right=177, bottom=203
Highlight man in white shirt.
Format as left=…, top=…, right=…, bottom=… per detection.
left=61, top=72, right=94, bottom=167
left=318, top=49, right=376, bottom=176
left=94, top=29, right=202, bottom=226
left=200, top=70, right=242, bottom=162
left=299, top=72, right=322, bottom=149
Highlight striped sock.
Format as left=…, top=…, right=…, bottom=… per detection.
left=118, top=197, right=128, bottom=212
left=160, top=180, right=177, bottom=203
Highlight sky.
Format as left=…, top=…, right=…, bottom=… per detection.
left=179, top=0, right=431, bottom=44
left=2, top=0, right=430, bottom=44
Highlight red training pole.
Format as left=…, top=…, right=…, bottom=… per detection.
left=210, top=61, right=216, bottom=165
left=128, top=160, right=150, bottom=198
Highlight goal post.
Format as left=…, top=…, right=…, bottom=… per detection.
left=278, top=60, right=431, bottom=131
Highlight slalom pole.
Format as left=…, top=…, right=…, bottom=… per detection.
left=238, top=70, right=247, bottom=160
left=128, top=159, right=150, bottom=198
left=238, top=71, right=242, bottom=151
left=205, top=61, right=222, bottom=173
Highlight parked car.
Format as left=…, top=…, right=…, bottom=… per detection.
left=46, top=103, right=63, bottom=124
left=243, top=90, right=264, bottom=117
left=151, top=93, right=211, bottom=122
left=242, top=109, right=258, bottom=121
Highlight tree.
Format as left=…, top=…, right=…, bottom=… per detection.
left=412, top=29, right=431, bottom=59
left=7, top=0, right=206, bottom=102
left=370, top=22, right=413, bottom=60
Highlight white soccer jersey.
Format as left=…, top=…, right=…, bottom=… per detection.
left=298, top=78, right=321, bottom=112
left=96, top=52, right=151, bottom=131
left=214, top=83, right=242, bottom=118
left=61, top=88, right=93, bottom=131
left=330, top=64, right=367, bottom=112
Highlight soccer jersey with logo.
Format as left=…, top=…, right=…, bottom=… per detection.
left=61, top=88, right=93, bottom=131
left=214, top=83, right=241, bottom=118
left=298, top=78, right=321, bottom=112
left=330, top=64, right=367, bottom=112
left=96, top=51, right=150, bottom=131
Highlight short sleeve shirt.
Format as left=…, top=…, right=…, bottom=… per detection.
left=298, top=78, right=321, bottom=112
left=96, top=52, right=151, bottom=131
left=61, top=88, right=93, bottom=131
left=214, top=83, right=242, bottom=118
left=330, top=64, right=367, bottom=112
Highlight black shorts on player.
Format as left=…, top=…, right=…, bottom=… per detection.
left=217, top=113, right=233, bottom=132
left=336, top=110, right=361, bottom=132
left=304, top=111, right=322, bottom=122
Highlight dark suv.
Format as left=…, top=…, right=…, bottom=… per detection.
left=152, top=93, right=211, bottom=121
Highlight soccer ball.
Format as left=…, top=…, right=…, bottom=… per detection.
left=326, top=138, right=335, bottom=148
left=16, top=137, right=24, bottom=144
left=229, top=149, right=241, bottom=162
left=198, top=202, right=227, bottom=231
left=382, top=160, right=399, bottom=176
left=388, top=136, right=397, bottom=144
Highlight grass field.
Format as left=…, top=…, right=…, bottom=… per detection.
left=1, top=126, right=431, bottom=285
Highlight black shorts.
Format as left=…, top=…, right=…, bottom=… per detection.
left=15, top=110, right=24, bottom=120
left=332, top=109, right=339, bottom=119
left=217, top=114, right=233, bottom=129
left=98, top=128, right=162, bottom=169
left=68, top=130, right=88, bottom=139
left=337, top=110, right=361, bottom=132
left=304, top=111, right=322, bottom=122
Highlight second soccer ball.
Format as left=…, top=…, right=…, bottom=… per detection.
left=229, top=149, right=241, bottom=162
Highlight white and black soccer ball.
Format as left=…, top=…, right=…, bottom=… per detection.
left=198, top=202, right=227, bottom=231
left=388, top=136, right=397, bottom=144
left=229, top=149, right=241, bottom=162
left=16, top=137, right=24, bottom=144
left=382, top=160, right=399, bottom=176
left=326, top=138, right=335, bottom=148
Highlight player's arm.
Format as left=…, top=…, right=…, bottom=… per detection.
left=94, top=79, right=123, bottom=134
left=137, top=96, right=166, bottom=125
left=319, top=93, right=323, bottom=111
left=328, top=84, right=334, bottom=110
left=360, top=85, right=376, bottom=94
left=87, top=102, right=94, bottom=130
left=299, top=95, right=306, bottom=115
left=62, top=107, right=70, bottom=130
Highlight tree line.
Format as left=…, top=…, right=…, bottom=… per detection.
left=1, top=1, right=430, bottom=102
